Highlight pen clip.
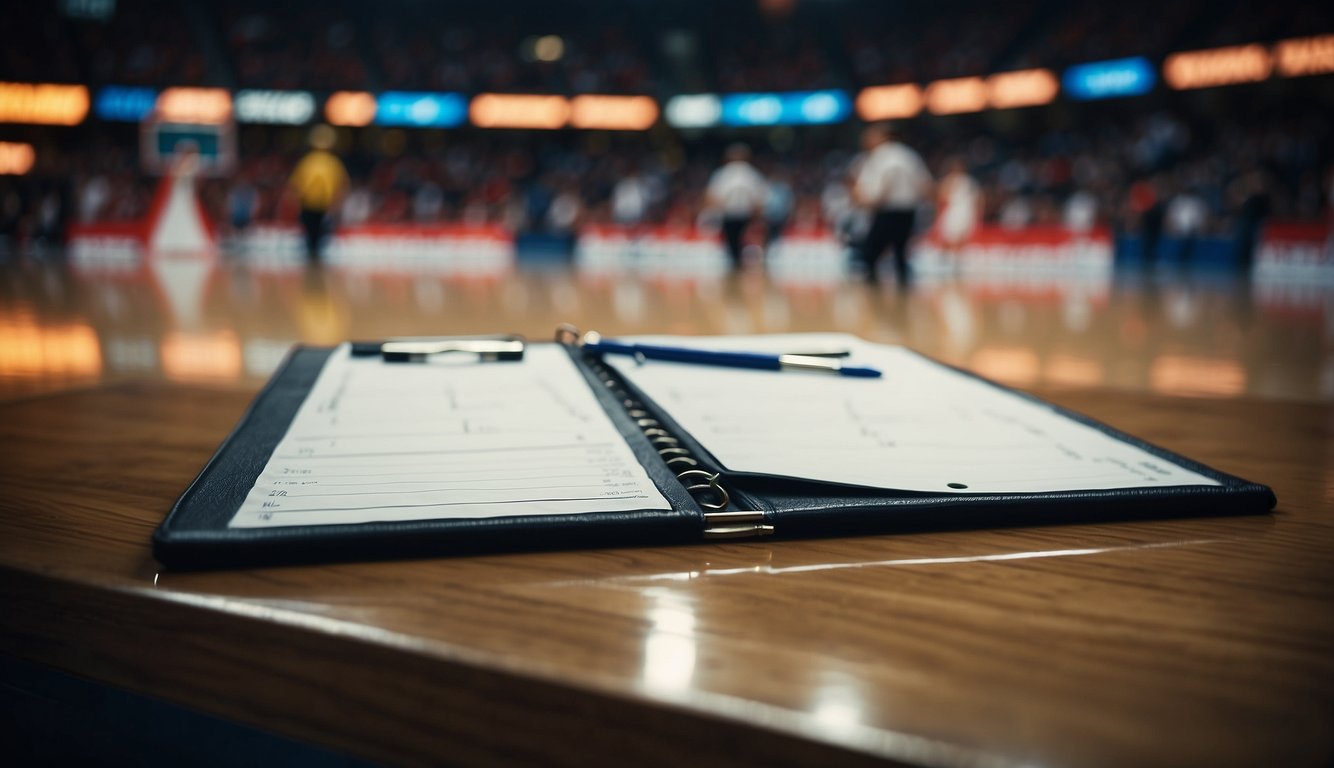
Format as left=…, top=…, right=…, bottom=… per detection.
left=566, top=327, right=881, bottom=378
left=378, top=335, right=526, bottom=363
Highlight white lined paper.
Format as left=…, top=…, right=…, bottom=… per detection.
left=229, top=344, right=671, bottom=528
left=607, top=334, right=1220, bottom=494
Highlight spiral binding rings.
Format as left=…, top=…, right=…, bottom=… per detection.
left=565, top=329, right=732, bottom=512
left=674, top=470, right=730, bottom=511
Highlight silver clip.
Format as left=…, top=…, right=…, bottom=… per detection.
left=380, top=335, right=525, bottom=363
left=703, top=524, right=775, bottom=539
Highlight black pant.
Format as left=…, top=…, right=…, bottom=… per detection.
left=721, top=216, right=750, bottom=268
left=299, top=208, right=329, bottom=265
left=1234, top=218, right=1263, bottom=272
left=862, top=209, right=915, bottom=286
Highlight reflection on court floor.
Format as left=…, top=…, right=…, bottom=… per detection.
left=1, top=242, right=1331, bottom=403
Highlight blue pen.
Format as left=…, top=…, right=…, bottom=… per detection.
left=582, top=336, right=882, bottom=378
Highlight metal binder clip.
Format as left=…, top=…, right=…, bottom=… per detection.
left=371, top=335, right=526, bottom=363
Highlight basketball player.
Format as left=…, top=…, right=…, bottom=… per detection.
left=289, top=125, right=349, bottom=265
left=852, top=124, right=932, bottom=287
left=705, top=143, right=768, bottom=269
left=935, top=157, right=981, bottom=269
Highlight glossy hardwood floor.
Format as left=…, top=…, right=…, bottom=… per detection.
left=1, top=251, right=1332, bottom=767
left=0, top=251, right=1330, bottom=402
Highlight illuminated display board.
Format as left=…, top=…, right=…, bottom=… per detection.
left=469, top=94, right=570, bottom=129
left=0, top=142, right=36, bottom=175
left=234, top=90, right=317, bottom=124
left=664, top=94, right=722, bottom=128
left=569, top=95, right=658, bottom=130
left=1274, top=35, right=1334, bottom=78
left=325, top=91, right=377, bottom=126
left=1063, top=57, right=1156, bottom=100
left=855, top=84, right=923, bottom=120
left=718, top=90, right=851, bottom=126
left=986, top=69, right=1058, bottom=109
left=374, top=92, right=468, bottom=127
left=0, top=83, right=89, bottom=125
left=924, top=77, right=988, bottom=115
left=1163, top=45, right=1271, bottom=90
left=155, top=87, right=232, bottom=124
left=94, top=86, right=157, bottom=122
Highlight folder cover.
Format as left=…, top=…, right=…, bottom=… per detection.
left=153, top=336, right=1275, bottom=568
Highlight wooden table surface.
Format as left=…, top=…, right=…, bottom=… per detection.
left=1, top=381, right=1331, bottom=767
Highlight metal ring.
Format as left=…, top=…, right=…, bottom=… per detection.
left=675, top=469, right=719, bottom=485
left=657, top=447, right=690, bottom=457
left=554, top=324, right=581, bottom=344
left=649, top=436, right=679, bottom=446
left=624, top=399, right=642, bottom=409
left=676, top=470, right=730, bottom=510
left=628, top=409, right=649, bottom=419
left=664, top=456, right=697, bottom=469
left=643, top=428, right=671, bottom=438
left=697, top=485, right=730, bottom=510
left=636, top=418, right=660, bottom=428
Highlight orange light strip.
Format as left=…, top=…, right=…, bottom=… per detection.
left=469, top=94, right=571, bottom=129
left=986, top=68, right=1059, bottom=109
left=0, top=82, right=89, bottom=125
left=568, top=95, right=658, bottom=130
left=924, top=77, right=988, bottom=115
left=855, top=84, right=923, bottom=120
left=156, top=87, right=233, bottom=124
left=160, top=330, right=242, bottom=382
left=968, top=347, right=1039, bottom=386
left=0, top=141, right=35, bottom=175
left=325, top=91, right=377, bottom=126
left=1163, top=45, right=1272, bottom=90
left=1274, top=34, right=1334, bottom=78
left=1149, top=355, right=1245, bottom=397
left=1044, top=355, right=1103, bottom=387
left=0, top=314, right=102, bottom=377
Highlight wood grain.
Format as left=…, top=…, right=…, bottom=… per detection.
left=1, top=383, right=1331, bottom=767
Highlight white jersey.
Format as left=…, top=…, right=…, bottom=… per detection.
left=855, top=141, right=931, bottom=210
left=707, top=161, right=768, bottom=219
left=1166, top=194, right=1207, bottom=236
left=938, top=174, right=980, bottom=243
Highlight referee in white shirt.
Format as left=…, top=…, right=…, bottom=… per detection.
left=852, top=123, right=932, bottom=287
left=706, top=143, right=769, bottom=269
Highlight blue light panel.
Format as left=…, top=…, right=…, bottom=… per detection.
left=719, top=90, right=852, bottom=127
left=1063, top=58, right=1156, bottom=100
left=94, top=86, right=157, bottom=122
left=374, top=92, right=468, bottom=127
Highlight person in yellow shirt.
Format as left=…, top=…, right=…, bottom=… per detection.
left=289, top=124, right=349, bottom=265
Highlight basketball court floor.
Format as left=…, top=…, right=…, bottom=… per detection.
left=0, top=249, right=1328, bottom=404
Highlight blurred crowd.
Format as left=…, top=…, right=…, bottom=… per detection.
left=2, top=103, right=1329, bottom=258
left=1, top=0, right=1332, bottom=256
left=5, top=0, right=1330, bottom=94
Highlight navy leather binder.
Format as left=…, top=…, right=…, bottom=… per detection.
left=153, top=339, right=1275, bottom=569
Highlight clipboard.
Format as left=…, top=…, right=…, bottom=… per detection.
left=153, top=334, right=1276, bottom=569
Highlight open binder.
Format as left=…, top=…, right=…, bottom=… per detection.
left=153, top=332, right=1275, bottom=568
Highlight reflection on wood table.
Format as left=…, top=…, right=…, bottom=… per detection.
left=1, top=383, right=1331, bottom=767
